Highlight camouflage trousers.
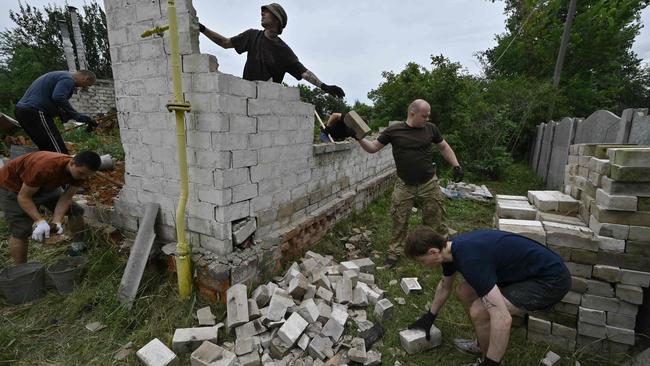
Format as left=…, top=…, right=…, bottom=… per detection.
left=388, top=175, right=447, bottom=258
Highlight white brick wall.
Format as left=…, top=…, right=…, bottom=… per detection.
left=107, top=0, right=395, bottom=256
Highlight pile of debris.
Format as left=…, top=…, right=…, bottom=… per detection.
left=493, top=144, right=650, bottom=354
left=137, top=251, right=441, bottom=365
left=442, top=182, right=493, bottom=202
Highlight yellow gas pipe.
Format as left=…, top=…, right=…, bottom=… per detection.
left=141, top=0, right=192, bottom=298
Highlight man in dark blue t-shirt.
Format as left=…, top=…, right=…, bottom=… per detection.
left=404, top=226, right=570, bottom=366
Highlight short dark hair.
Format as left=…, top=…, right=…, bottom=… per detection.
left=405, top=225, right=447, bottom=258
left=73, top=151, right=101, bottom=171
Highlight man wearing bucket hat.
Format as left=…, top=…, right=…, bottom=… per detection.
left=0, top=150, right=101, bottom=264
left=199, top=3, right=345, bottom=98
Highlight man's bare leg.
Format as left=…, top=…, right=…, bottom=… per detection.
left=9, top=236, right=28, bottom=264
left=468, top=298, right=492, bottom=357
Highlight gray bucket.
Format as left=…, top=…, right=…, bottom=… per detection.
left=9, top=144, right=38, bottom=159
left=0, top=262, right=46, bottom=305
left=46, top=256, right=88, bottom=294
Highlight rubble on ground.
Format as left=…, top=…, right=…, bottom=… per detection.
left=138, top=250, right=442, bottom=364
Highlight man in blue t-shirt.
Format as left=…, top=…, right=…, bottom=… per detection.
left=198, top=3, right=344, bottom=98
left=405, top=226, right=570, bottom=366
left=15, top=70, right=97, bottom=154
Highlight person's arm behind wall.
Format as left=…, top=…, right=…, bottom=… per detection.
left=199, top=23, right=233, bottom=48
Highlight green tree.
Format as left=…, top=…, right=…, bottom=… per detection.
left=298, top=84, right=350, bottom=118
left=481, top=0, right=649, bottom=117
left=0, top=1, right=111, bottom=113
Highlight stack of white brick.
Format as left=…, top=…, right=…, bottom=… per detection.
left=494, top=144, right=650, bottom=354
left=70, top=79, right=116, bottom=116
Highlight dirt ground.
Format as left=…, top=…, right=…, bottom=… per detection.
left=84, top=160, right=124, bottom=206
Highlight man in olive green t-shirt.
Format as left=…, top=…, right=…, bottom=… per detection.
left=357, top=99, right=464, bottom=267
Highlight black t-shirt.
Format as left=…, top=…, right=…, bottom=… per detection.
left=442, top=230, right=567, bottom=297
left=231, top=29, right=307, bottom=83
left=325, top=115, right=352, bottom=141
left=376, top=122, right=443, bottom=185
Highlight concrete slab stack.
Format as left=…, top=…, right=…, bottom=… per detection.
left=496, top=145, right=650, bottom=354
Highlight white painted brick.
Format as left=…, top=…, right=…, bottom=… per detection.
left=213, top=168, right=250, bottom=189
left=211, top=133, right=249, bottom=151
left=214, top=201, right=250, bottom=222
left=230, top=115, right=257, bottom=133
left=232, top=183, right=258, bottom=203
left=596, top=189, right=637, bottom=211
left=136, top=338, right=178, bottom=366
left=232, top=150, right=258, bottom=168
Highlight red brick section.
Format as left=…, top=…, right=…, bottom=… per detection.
left=196, top=265, right=231, bottom=304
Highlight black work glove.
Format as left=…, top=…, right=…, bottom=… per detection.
left=199, top=22, right=206, bottom=32
left=479, top=357, right=501, bottom=366
left=76, top=114, right=98, bottom=131
left=408, top=311, right=437, bottom=340
left=321, top=83, right=345, bottom=98
left=452, top=165, right=464, bottom=183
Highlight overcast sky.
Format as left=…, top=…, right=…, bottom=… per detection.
left=1, top=0, right=648, bottom=104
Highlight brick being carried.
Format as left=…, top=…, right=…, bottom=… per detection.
left=527, top=191, right=579, bottom=214
left=497, top=219, right=546, bottom=244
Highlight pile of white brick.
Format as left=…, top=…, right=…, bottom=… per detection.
left=494, top=144, right=650, bottom=354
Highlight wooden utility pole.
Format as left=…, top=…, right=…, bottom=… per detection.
left=549, top=0, right=578, bottom=119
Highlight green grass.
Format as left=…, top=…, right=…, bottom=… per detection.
left=0, top=162, right=643, bottom=364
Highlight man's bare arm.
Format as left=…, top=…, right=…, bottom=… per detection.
left=358, top=139, right=385, bottom=154
left=52, top=186, right=79, bottom=224
left=430, top=274, right=456, bottom=315
left=301, top=70, right=324, bottom=88
left=482, top=286, right=513, bottom=362
left=200, top=26, right=233, bottom=49
left=436, top=140, right=460, bottom=167
left=17, top=184, right=44, bottom=222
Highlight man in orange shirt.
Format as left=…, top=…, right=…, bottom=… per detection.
left=0, top=150, right=101, bottom=263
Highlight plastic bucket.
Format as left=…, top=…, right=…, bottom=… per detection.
left=9, top=144, right=38, bottom=159
left=46, top=256, right=88, bottom=294
left=0, top=262, right=46, bottom=305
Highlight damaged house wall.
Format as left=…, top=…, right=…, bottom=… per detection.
left=103, top=0, right=395, bottom=298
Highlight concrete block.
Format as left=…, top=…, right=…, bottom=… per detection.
left=343, top=270, right=359, bottom=287
left=335, top=276, right=353, bottom=304
left=572, top=276, right=588, bottom=293
left=528, top=190, right=579, bottom=214
left=307, top=335, right=334, bottom=361
left=554, top=301, right=579, bottom=315
left=607, top=312, right=636, bottom=329
left=248, top=299, right=261, bottom=320
left=137, top=338, right=178, bottom=366
left=588, top=157, right=611, bottom=175
left=351, top=258, right=376, bottom=273
left=629, top=226, right=650, bottom=242
left=528, top=316, right=552, bottom=333
left=288, top=276, right=309, bottom=300
left=197, top=306, right=216, bottom=326
left=552, top=323, right=578, bottom=338
left=226, top=284, right=249, bottom=330
left=311, top=271, right=332, bottom=291
left=627, top=240, right=650, bottom=257
left=496, top=199, right=537, bottom=220
left=593, top=235, right=626, bottom=253
left=589, top=215, right=630, bottom=240
left=601, top=175, right=650, bottom=197
left=348, top=337, right=368, bottom=363
left=297, top=298, right=320, bottom=323
left=278, top=312, right=308, bottom=346
left=315, top=287, right=334, bottom=303
left=339, top=261, right=361, bottom=273
left=252, top=284, right=271, bottom=307
left=238, top=351, right=261, bottom=366
left=620, top=269, right=650, bottom=287
left=495, top=194, right=528, bottom=201
left=235, top=319, right=267, bottom=340
left=592, top=265, right=622, bottom=283
left=400, top=278, right=422, bottom=294
left=578, top=321, right=606, bottom=338
left=579, top=306, right=606, bottom=325
left=233, top=337, right=255, bottom=356
left=606, top=325, right=635, bottom=345
left=351, top=286, right=369, bottom=307
left=232, top=218, right=256, bottom=245
left=304, top=284, right=317, bottom=300
left=586, top=279, right=614, bottom=297
left=172, top=326, right=220, bottom=354
left=357, top=273, right=375, bottom=285
left=596, top=189, right=638, bottom=211
left=616, top=284, right=643, bottom=304
left=608, top=147, right=650, bottom=167
left=535, top=211, right=585, bottom=226
left=562, top=291, right=582, bottom=305
left=356, top=282, right=381, bottom=304
left=343, top=111, right=371, bottom=140
left=399, top=325, right=442, bottom=355
left=316, top=302, right=331, bottom=324
left=541, top=351, right=561, bottom=366
left=268, top=336, right=292, bottom=359
left=565, top=262, right=593, bottom=278
left=266, top=288, right=293, bottom=322
left=373, top=298, right=394, bottom=321
left=543, top=221, right=596, bottom=250
left=582, top=294, right=637, bottom=316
